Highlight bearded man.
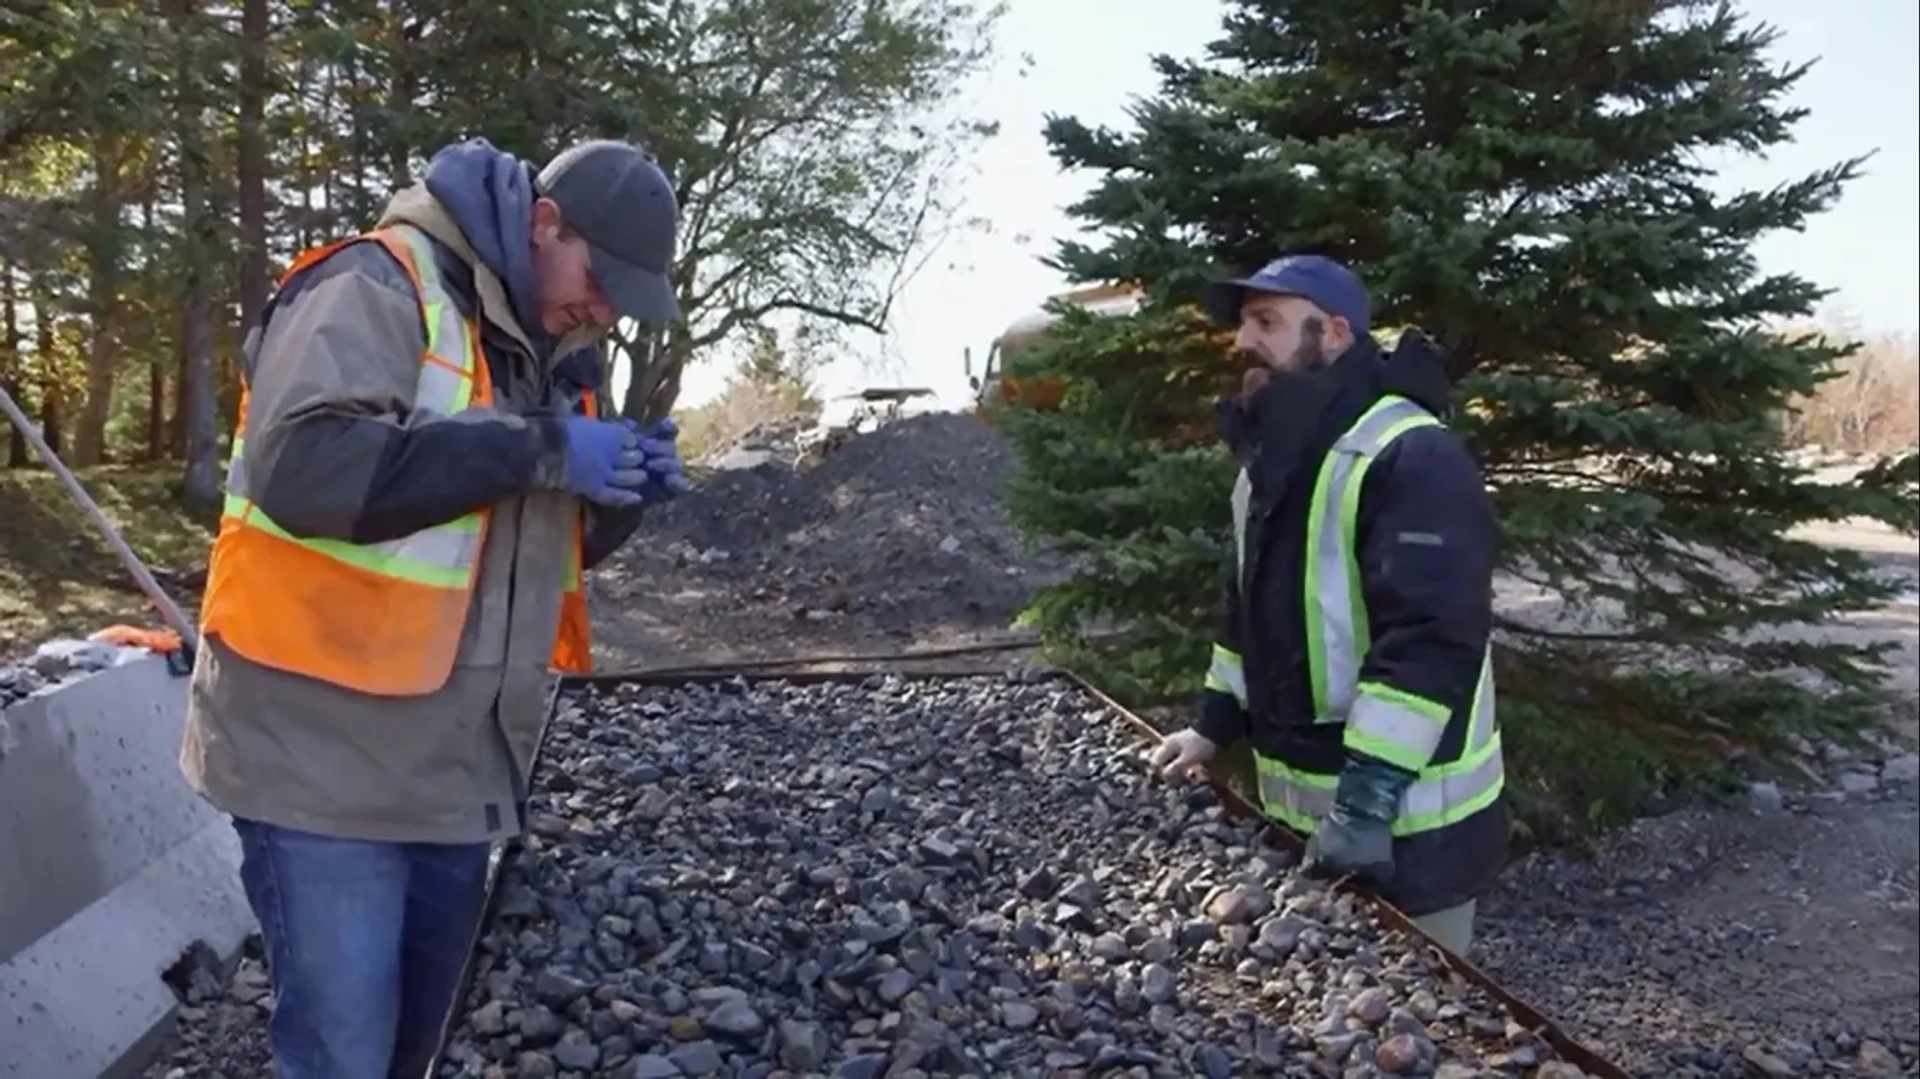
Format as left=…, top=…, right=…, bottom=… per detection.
left=1150, top=255, right=1506, bottom=954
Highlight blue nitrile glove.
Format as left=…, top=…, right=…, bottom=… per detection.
left=1300, top=751, right=1414, bottom=889
left=622, top=417, right=692, bottom=499
left=559, top=416, right=648, bottom=506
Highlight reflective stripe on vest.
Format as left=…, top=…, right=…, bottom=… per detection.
left=220, top=228, right=489, bottom=591
left=202, top=223, right=596, bottom=691
left=1228, top=394, right=1504, bottom=837
left=550, top=420, right=595, bottom=675
left=200, top=225, right=494, bottom=697
left=1205, top=643, right=1248, bottom=707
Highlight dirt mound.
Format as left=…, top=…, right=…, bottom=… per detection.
left=592, top=411, right=1065, bottom=661
left=695, top=411, right=815, bottom=467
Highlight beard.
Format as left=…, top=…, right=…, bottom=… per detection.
left=1239, top=363, right=1272, bottom=402
left=1234, top=316, right=1334, bottom=404
left=1290, top=316, right=1332, bottom=372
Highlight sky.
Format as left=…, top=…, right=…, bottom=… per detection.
left=645, top=0, right=1920, bottom=413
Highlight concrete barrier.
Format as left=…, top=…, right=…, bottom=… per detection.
left=0, top=652, right=253, bottom=1079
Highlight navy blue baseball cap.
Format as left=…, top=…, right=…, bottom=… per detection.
left=1205, top=254, right=1372, bottom=337
left=538, top=140, right=682, bottom=324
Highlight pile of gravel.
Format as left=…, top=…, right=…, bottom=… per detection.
left=131, top=669, right=1911, bottom=1079
left=0, top=637, right=144, bottom=708
left=697, top=414, right=819, bottom=470
left=435, top=674, right=1596, bottom=1078
left=602, top=413, right=1066, bottom=635
left=143, top=942, right=273, bottom=1079
left=0, top=664, right=45, bottom=708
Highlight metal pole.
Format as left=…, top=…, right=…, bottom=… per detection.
left=0, top=384, right=200, bottom=653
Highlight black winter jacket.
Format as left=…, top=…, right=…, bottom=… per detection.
left=1197, top=333, right=1507, bottom=916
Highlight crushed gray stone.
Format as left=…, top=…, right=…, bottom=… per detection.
left=140, top=674, right=1915, bottom=1079
left=435, top=675, right=1586, bottom=1078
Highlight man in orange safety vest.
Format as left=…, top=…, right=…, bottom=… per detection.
left=180, top=136, right=685, bottom=1079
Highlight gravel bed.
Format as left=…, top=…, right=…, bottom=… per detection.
left=1478, top=757, right=1920, bottom=1079
left=134, top=673, right=1919, bottom=1079
left=143, top=942, right=273, bottom=1078
left=435, top=674, right=1595, bottom=1079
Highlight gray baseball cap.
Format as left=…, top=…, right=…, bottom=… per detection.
left=536, top=139, right=681, bottom=323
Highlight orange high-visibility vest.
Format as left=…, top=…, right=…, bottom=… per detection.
left=199, top=224, right=595, bottom=696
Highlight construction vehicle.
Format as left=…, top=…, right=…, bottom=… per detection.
left=795, top=386, right=936, bottom=464
left=966, top=283, right=1143, bottom=420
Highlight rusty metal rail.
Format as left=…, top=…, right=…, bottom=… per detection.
left=1064, top=674, right=1632, bottom=1079
left=435, top=659, right=1633, bottom=1079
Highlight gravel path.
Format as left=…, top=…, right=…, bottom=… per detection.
left=156, top=673, right=1608, bottom=1079
left=1478, top=754, right=1920, bottom=1079
left=434, top=675, right=1597, bottom=1079
left=140, top=672, right=1919, bottom=1079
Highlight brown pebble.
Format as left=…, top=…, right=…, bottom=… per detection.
left=1858, top=1040, right=1901, bottom=1077
left=1377, top=1032, right=1425, bottom=1074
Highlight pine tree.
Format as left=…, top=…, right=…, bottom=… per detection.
left=1000, top=0, right=1919, bottom=838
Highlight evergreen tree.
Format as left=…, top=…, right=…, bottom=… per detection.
left=999, top=0, right=1919, bottom=837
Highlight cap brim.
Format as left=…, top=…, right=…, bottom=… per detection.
left=1204, top=279, right=1250, bottom=326
left=1205, top=276, right=1313, bottom=328
left=591, top=243, right=681, bottom=324
left=1205, top=276, right=1304, bottom=327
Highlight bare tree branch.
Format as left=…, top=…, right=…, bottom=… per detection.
left=613, top=0, right=1003, bottom=417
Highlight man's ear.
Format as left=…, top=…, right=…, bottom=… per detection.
left=1328, top=315, right=1355, bottom=353
left=531, top=196, right=564, bottom=238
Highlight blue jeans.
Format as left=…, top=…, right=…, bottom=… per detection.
left=232, top=818, right=492, bottom=1079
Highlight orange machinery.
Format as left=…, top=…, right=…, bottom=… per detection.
left=966, top=283, right=1143, bottom=420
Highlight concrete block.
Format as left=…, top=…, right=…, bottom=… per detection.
left=0, top=653, right=253, bottom=1079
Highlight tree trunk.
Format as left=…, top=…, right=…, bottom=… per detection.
left=387, top=1, right=413, bottom=189
left=348, top=39, right=370, bottom=224
left=174, top=0, right=220, bottom=509
left=33, top=274, right=61, bottom=460
left=142, top=196, right=165, bottom=461
left=0, top=259, right=24, bottom=468
left=619, top=329, right=690, bottom=423
left=297, top=56, right=316, bottom=249
left=321, top=60, right=340, bottom=230
left=147, top=350, right=166, bottom=460
left=74, top=132, right=125, bottom=466
left=170, top=341, right=187, bottom=457
left=236, top=0, right=270, bottom=354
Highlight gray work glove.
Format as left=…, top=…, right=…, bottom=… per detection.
left=1300, top=751, right=1412, bottom=889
